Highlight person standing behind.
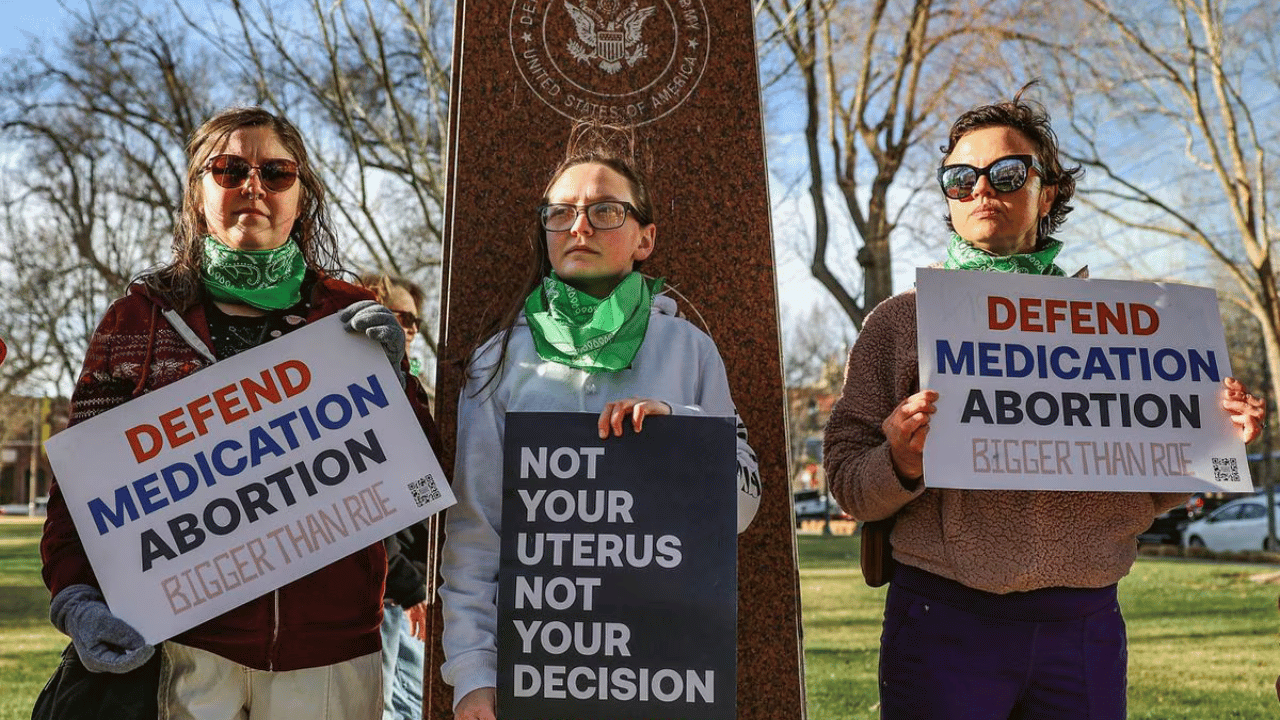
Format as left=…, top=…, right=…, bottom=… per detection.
left=40, top=106, right=435, bottom=718
left=823, top=88, right=1267, bottom=720
left=439, top=124, right=763, bottom=720
left=358, top=272, right=436, bottom=720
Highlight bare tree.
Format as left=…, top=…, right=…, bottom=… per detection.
left=781, top=301, right=849, bottom=390
left=0, top=0, right=454, bottom=398
left=1047, top=0, right=1279, bottom=455
left=181, top=0, right=452, bottom=356
left=0, top=1, right=212, bottom=393
left=758, top=0, right=1060, bottom=329
left=1038, top=0, right=1279, bottom=542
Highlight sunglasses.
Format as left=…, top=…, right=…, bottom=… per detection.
left=938, top=155, right=1043, bottom=200
left=204, top=154, right=300, bottom=193
left=393, top=310, right=420, bottom=331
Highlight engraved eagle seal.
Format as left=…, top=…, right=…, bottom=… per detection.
left=563, top=0, right=658, bottom=74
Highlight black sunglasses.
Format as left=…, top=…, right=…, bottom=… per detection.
left=938, top=155, right=1043, bottom=200
left=204, top=154, right=300, bottom=193
left=393, top=310, right=419, bottom=331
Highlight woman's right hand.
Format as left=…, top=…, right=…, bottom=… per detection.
left=883, top=389, right=938, bottom=483
left=454, top=687, right=497, bottom=720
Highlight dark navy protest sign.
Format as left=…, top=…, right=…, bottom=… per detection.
left=498, top=412, right=737, bottom=720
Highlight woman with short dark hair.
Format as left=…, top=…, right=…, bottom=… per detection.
left=824, top=88, right=1266, bottom=719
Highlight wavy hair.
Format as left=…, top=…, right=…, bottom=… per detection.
left=940, top=82, right=1084, bottom=243
left=142, top=106, right=342, bottom=309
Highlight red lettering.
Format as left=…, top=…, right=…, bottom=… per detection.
left=275, top=360, right=311, bottom=397
left=214, top=383, right=249, bottom=424
left=1131, top=303, right=1159, bottom=335
left=1097, top=303, right=1127, bottom=334
left=187, top=395, right=216, bottom=436
left=126, top=424, right=164, bottom=463
left=1069, top=301, right=1095, bottom=334
left=1044, top=299, right=1068, bottom=333
left=988, top=296, right=1016, bottom=330
left=129, top=361, right=313, bottom=461
left=1018, top=297, right=1043, bottom=332
left=159, top=407, right=195, bottom=448
left=242, top=371, right=282, bottom=413
left=993, top=298, right=1159, bottom=336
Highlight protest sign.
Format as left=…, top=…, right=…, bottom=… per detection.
left=44, top=315, right=454, bottom=644
left=918, top=268, right=1253, bottom=492
left=497, top=412, right=738, bottom=720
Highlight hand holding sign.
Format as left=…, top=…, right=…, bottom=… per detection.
left=883, top=390, right=938, bottom=483
left=597, top=397, right=672, bottom=438
left=1222, top=376, right=1267, bottom=443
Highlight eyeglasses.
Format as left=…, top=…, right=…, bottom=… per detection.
left=392, top=310, right=419, bottom=331
left=537, top=201, right=645, bottom=232
left=204, top=154, right=300, bottom=193
left=938, top=155, right=1043, bottom=200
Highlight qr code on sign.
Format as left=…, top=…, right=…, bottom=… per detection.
left=1211, top=457, right=1239, bottom=485
left=408, top=474, right=441, bottom=507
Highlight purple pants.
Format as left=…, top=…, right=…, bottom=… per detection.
left=879, top=564, right=1127, bottom=720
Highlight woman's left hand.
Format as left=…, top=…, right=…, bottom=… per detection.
left=598, top=397, right=671, bottom=439
left=1222, top=376, right=1266, bottom=443
left=340, top=300, right=406, bottom=386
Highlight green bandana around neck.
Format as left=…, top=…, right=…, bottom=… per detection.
left=524, top=271, right=664, bottom=372
left=942, top=233, right=1066, bottom=276
left=201, top=235, right=307, bottom=310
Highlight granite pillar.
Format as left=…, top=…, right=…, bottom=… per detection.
left=426, top=0, right=803, bottom=716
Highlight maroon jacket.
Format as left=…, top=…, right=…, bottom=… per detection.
left=42, top=274, right=441, bottom=671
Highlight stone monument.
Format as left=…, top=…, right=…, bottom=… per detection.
left=426, top=0, right=804, bottom=716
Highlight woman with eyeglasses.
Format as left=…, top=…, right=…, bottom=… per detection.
left=40, top=106, right=436, bottom=718
left=438, top=124, right=762, bottom=720
left=823, top=89, right=1266, bottom=719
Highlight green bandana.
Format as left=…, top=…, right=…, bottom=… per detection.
left=524, top=272, right=664, bottom=372
left=942, top=233, right=1066, bottom=276
left=201, top=235, right=307, bottom=310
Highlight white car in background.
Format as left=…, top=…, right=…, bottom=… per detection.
left=1181, top=494, right=1280, bottom=552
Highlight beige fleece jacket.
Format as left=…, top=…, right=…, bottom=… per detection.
left=824, top=289, right=1187, bottom=593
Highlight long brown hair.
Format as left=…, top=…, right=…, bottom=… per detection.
left=458, top=122, right=656, bottom=392
left=142, top=106, right=342, bottom=309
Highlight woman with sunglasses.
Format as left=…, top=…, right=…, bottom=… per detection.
left=823, top=89, right=1266, bottom=719
left=439, top=124, right=762, bottom=720
left=357, top=272, right=435, bottom=720
left=40, top=106, right=436, bottom=718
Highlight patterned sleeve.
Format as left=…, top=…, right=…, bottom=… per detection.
left=41, top=301, right=133, bottom=595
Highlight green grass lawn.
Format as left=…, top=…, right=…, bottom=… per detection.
left=0, top=519, right=63, bottom=720
left=797, top=534, right=1280, bottom=719
left=2, top=521, right=1277, bottom=719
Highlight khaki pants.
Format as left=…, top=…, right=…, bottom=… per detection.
left=160, top=642, right=382, bottom=720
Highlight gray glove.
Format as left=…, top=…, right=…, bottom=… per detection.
left=340, top=300, right=407, bottom=387
left=50, top=584, right=154, bottom=674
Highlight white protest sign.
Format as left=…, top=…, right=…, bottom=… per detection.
left=45, top=315, right=454, bottom=643
left=917, top=267, right=1252, bottom=492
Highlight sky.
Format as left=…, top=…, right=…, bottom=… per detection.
left=0, top=0, right=1215, bottom=344
left=0, top=0, right=70, bottom=55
